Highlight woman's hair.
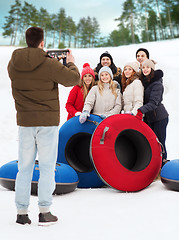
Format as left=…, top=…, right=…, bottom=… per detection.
left=26, top=27, right=44, bottom=48
left=121, top=71, right=140, bottom=92
left=98, top=79, right=117, bottom=99
left=79, top=76, right=95, bottom=101
left=140, top=69, right=155, bottom=83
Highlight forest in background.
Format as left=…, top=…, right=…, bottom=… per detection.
left=2, top=0, right=179, bottom=48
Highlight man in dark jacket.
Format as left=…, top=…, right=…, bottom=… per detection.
left=7, top=27, right=80, bottom=226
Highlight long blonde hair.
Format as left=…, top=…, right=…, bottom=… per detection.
left=98, top=79, right=117, bottom=99
left=79, top=76, right=95, bottom=101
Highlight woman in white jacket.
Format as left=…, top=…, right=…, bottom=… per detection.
left=121, top=62, right=144, bottom=116
left=79, top=66, right=122, bottom=123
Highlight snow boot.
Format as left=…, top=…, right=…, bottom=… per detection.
left=16, top=214, right=31, bottom=225
left=38, top=212, right=58, bottom=226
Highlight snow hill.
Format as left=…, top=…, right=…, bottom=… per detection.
left=0, top=39, right=179, bottom=239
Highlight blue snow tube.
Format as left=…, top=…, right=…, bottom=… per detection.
left=161, top=160, right=179, bottom=191
left=0, top=160, right=79, bottom=195
left=57, top=115, right=104, bottom=188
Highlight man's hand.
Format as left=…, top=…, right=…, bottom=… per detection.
left=66, top=49, right=74, bottom=64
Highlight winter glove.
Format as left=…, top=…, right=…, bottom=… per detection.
left=75, top=111, right=81, bottom=116
left=113, top=80, right=121, bottom=90
left=100, top=114, right=107, bottom=119
left=135, top=109, right=143, bottom=120
left=79, top=111, right=90, bottom=124
left=125, top=111, right=134, bottom=115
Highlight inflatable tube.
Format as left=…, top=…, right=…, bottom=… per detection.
left=0, top=160, right=79, bottom=195
left=161, top=160, right=179, bottom=191
left=90, top=114, right=162, bottom=192
left=57, top=115, right=104, bottom=188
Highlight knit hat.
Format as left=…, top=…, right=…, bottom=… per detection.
left=100, top=51, right=113, bottom=64
left=98, top=66, right=113, bottom=80
left=124, top=61, right=140, bottom=73
left=81, top=63, right=95, bottom=79
left=136, top=48, right=149, bottom=59
left=142, top=59, right=156, bottom=70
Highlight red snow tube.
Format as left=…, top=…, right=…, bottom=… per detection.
left=90, top=114, right=162, bottom=192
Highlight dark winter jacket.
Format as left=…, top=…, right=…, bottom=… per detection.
left=94, top=64, right=122, bottom=85
left=139, top=70, right=168, bottom=123
left=8, top=47, right=80, bottom=126
left=65, top=85, right=84, bottom=120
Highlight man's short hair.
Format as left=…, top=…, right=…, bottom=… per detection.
left=25, top=27, right=44, bottom=48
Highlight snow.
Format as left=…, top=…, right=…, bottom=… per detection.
left=0, top=39, right=179, bottom=239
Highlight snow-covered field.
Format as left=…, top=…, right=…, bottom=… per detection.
left=0, top=39, right=179, bottom=239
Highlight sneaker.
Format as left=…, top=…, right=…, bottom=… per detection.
left=16, top=214, right=31, bottom=225
left=38, top=212, right=58, bottom=226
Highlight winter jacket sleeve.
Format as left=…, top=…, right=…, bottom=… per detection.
left=105, top=89, right=122, bottom=116
left=83, top=86, right=97, bottom=113
left=139, top=81, right=163, bottom=114
left=66, top=86, right=83, bottom=117
left=131, top=80, right=144, bottom=115
left=51, top=59, right=80, bottom=87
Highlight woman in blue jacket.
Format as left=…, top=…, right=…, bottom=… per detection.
left=135, top=59, right=169, bottom=167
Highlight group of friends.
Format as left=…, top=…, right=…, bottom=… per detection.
left=65, top=49, right=169, bottom=166
left=7, top=26, right=168, bottom=226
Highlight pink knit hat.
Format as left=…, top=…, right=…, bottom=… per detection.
left=81, top=63, right=95, bottom=79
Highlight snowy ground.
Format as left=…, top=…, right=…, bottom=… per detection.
left=0, top=39, right=179, bottom=239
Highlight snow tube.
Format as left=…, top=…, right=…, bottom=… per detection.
left=90, top=114, right=162, bottom=192
left=57, top=115, right=104, bottom=188
left=0, top=160, right=79, bottom=195
left=161, top=160, right=179, bottom=191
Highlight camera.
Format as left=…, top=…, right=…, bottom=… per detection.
left=46, top=49, right=69, bottom=59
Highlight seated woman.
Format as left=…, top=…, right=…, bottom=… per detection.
left=66, top=63, right=95, bottom=120
left=79, top=66, right=122, bottom=124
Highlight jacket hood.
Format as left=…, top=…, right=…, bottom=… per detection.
left=10, top=47, right=47, bottom=72
left=149, top=69, right=164, bottom=84
left=154, top=69, right=163, bottom=80
left=142, top=69, right=163, bottom=89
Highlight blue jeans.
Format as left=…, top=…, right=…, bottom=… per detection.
left=15, top=126, right=58, bottom=214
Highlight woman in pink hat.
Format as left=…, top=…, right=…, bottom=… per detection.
left=66, top=63, right=95, bottom=120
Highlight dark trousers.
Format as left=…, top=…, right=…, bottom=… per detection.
left=148, top=117, right=169, bottom=162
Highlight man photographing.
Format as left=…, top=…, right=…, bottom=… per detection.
left=7, top=26, right=80, bottom=226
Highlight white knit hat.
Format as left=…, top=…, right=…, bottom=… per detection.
left=142, top=59, right=156, bottom=70
left=124, top=61, right=140, bottom=73
left=98, top=66, right=113, bottom=80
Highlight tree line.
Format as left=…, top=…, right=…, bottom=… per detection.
left=107, top=0, right=179, bottom=46
left=2, top=0, right=179, bottom=48
left=2, top=0, right=100, bottom=48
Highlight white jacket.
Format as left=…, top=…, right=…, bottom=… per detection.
left=123, top=79, right=144, bottom=115
left=83, top=83, right=122, bottom=116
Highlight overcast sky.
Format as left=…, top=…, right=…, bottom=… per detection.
left=0, top=0, right=124, bottom=45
